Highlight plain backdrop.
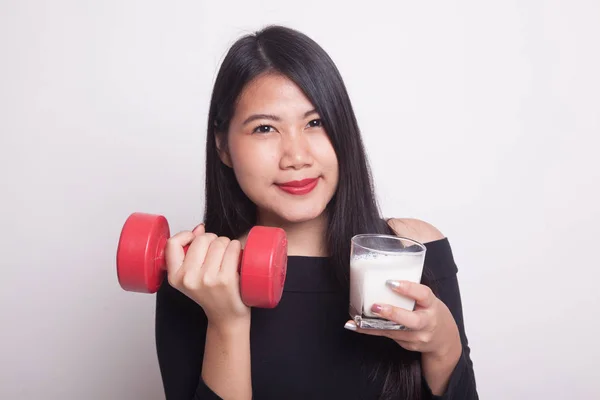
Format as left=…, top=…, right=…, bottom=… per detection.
left=1, top=1, right=599, bottom=399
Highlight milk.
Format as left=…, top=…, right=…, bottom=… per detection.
left=350, top=253, right=424, bottom=318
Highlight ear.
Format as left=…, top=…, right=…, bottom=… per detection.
left=215, top=132, right=233, bottom=168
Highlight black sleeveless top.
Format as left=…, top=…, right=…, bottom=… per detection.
left=155, top=238, right=478, bottom=399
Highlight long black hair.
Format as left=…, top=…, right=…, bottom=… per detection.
left=203, top=25, right=428, bottom=400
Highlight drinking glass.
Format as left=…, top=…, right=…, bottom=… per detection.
left=349, top=234, right=426, bottom=330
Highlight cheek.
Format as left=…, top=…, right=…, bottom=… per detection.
left=311, top=135, right=339, bottom=175
left=229, top=140, right=277, bottom=185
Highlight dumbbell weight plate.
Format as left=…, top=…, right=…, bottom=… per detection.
left=116, top=212, right=170, bottom=293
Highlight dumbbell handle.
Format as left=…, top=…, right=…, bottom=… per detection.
left=154, top=240, right=244, bottom=273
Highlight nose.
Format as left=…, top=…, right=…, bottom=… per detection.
left=279, top=130, right=313, bottom=170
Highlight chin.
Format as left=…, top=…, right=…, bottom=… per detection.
left=264, top=204, right=328, bottom=225
left=281, top=213, right=323, bottom=224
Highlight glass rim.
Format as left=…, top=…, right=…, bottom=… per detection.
left=351, top=234, right=426, bottom=254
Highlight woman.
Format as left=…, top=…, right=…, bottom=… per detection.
left=155, top=25, right=478, bottom=400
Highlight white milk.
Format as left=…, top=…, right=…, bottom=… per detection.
left=350, top=253, right=424, bottom=318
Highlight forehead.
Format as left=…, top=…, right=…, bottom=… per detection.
left=234, top=73, right=315, bottom=116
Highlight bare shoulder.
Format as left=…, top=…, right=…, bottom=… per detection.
left=387, top=218, right=446, bottom=244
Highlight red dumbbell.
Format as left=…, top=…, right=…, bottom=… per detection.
left=116, top=212, right=288, bottom=308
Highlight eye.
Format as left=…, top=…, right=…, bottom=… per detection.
left=307, top=119, right=323, bottom=128
left=252, top=125, right=275, bottom=134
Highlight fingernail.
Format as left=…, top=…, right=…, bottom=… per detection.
left=386, top=280, right=401, bottom=290
left=344, top=321, right=357, bottom=331
left=371, top=304, right=383, bottom=314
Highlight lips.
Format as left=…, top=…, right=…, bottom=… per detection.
left=276, top=178, right=319, bottom=195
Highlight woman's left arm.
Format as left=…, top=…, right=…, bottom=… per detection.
left=420, top=273, right=478, bottom=399
left=388, top=279, right=476, bottom=398
left=344, top=219, right=478, bottom=399
left=345, top=279, right=475, bottom=397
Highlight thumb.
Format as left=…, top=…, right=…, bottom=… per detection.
left=192, top=223, right=205, bottom=236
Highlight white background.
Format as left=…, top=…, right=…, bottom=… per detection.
left=1, top=1, right=599, bottom=399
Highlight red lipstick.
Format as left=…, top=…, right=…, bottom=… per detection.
left=277, top=178, right=319, bottom=195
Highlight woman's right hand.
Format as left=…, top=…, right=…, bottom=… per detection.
left=164, top=224, right=251, bottom=329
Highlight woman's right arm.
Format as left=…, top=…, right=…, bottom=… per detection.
left=200, top=320, right=252, bottom=398
left=160, top=224, right=253, bottom=400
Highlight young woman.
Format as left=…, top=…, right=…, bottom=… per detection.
left=155, top=25, right=478, bottom=400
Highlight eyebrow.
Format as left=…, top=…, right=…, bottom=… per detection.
left=242, top=109, right=318, bottom=125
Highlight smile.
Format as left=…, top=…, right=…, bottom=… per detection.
left=276, top=178, right=319, bottom=195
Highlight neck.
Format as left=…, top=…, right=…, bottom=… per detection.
left=240, top=210, right=329, bottom=257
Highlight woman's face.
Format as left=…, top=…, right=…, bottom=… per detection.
left=218, top=73, right=339, bottom=225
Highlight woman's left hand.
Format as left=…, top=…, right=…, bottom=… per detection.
left=345, top=280, right=462, bottom=359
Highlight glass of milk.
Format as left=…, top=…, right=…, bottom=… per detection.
left=349, top=234, right=426, bottom=330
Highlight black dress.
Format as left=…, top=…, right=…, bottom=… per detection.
left=155, top=238, right=478, bottom=399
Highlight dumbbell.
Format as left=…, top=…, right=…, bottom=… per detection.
left=116, top=212, right=288, bottom=308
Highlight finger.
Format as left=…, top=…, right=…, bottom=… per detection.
left=178, top=233, right=218, bottom=290
left=219, top=239, right=242, bottom=279
left=192, top=223, right=205, bottom=236
left=182, top=233, right=218, bottom=274
left=165, top=231, right=197, bottom=279
left=201, top=236, right=231, bottom=281
left=386, top=280, right=436, bottom=308
left=371, top=304, right=428, bottom=331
